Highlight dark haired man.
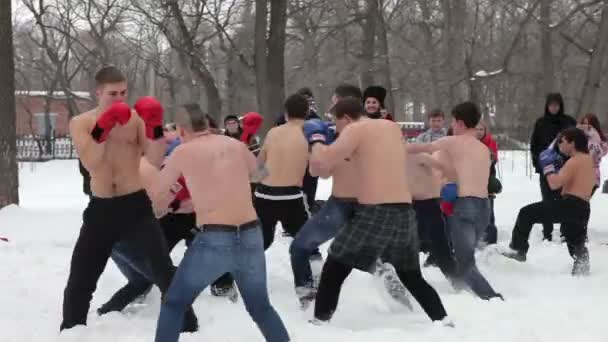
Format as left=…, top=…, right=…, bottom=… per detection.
left=153, top=103, right=289, bottom=342
left=408, top=101, right=502, bottom=301
left=530, top=93, right=577, bottom=240
left=303, top=97, right=450, bottom=325
left=61, top=66, right=198, bottom=332
left=255, top=94, right=312, bottom=250
left=504, top=127, right=594, bottom=276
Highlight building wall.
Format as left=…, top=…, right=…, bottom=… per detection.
left=15, top=96, right=94, bottom=136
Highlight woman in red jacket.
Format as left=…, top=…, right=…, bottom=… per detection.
left=476, top=121, right=501, bottom=245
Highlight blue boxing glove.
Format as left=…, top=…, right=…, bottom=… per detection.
left=440, top=182, right=458, bottom=202
left=539, top=146, right=563, bottom=175
left=165, top=137, right=181, bottom=156
left=303, top=119, right=335, bottom=146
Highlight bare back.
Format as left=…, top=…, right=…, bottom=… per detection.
left=159, top=134, right=257, bottom=226
left=560, top=154, right=595, bottom=201
left=312, top=119, right=411, bottom=204
left=71, top=109, right=145, bottom=198
left=437, top=135, right=490, bottom=198
left=260, top=122, right=309, bottom=187
left=406, top=153, right=442, bottom=200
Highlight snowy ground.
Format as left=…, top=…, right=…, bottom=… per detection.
left=1, top=151, right=608, bottom=342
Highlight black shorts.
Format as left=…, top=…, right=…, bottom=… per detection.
left=254, top=184, right=310, bottom=249
left=329, top=203, right=419, bottom=272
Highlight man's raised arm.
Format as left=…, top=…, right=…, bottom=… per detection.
left=135, top=97, right=167, bottom=168
left=72, top=102, right=132, bottom=172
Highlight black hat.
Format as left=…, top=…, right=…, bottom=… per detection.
left=224, top=115, right=239, bottom=124
left=363, top=86, right=387, bottom=108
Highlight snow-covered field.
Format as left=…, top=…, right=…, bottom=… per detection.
left=1, top=151, right=608, bottom=342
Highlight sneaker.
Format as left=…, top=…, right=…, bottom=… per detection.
left=501, top=249, right=526, bottom=262
left=439, top=316, right=455, bottom=328
left=295, top=286, right=317, bottom=310
left=308, top=318, right=328, bottom=326
left=211, top=284, right=239, bottom=303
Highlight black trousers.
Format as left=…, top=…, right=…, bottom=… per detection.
left=254, top=184, right=310, bottom=250
left=60, top=191, right=198, bottom=331
left=314, top=256, right=447, bottom=322
left=510, top=195, right=590, bottom=259
left=539, top=175, right=562, bottom=239
left=413, top=199, right=457, bottom=278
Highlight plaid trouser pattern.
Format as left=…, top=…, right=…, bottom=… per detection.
left=328, top=203, right=420, bottom=272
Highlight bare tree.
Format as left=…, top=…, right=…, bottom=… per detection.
left=0, top=0, right=19, bottom=207
left=578, top=2, right=608, bottom=114
left=255, top=0, right=287, bottom=132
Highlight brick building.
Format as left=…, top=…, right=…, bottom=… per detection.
left=15, top=91, right=94, bottom=137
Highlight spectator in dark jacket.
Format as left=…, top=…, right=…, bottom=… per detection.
left=530, top=93, right=577, bottom=240
left=275, top=87, right=320, bottom=126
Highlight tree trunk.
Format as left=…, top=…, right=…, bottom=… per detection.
left=417, top=0, right=441, bottom=109
left=442, top=0, right=467, bottom=104
left=266, top=0, right=287, bottom=128
left=165, top=1, right=222, bottom=120
left=540, top=0, right=555, bottom=93
left=376, top=1, right=395, bottom=114
left=360, top=0, right=378, bottom=87
left=255, top=0, right=287, bottom=134
left=255, top=0, right=270, bottom=124
left=578, top=3, right=608, bottom=115
left=0, top=0, right=19, bottom=207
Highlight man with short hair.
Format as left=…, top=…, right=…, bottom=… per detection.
left=504, top=127, right=594, bottom=276
left=416, top=109, right=447, bottom=143
left=255, top=94, right=312, bottom=249
left=408, top=102, right=502, bottom=301
left=153, top=103, right=289, bottom=342
left=61, top=66, right=198, bottom=332
left=530, top=93, right=577, bottom=240
left=303, top=97, right=450, bottom=324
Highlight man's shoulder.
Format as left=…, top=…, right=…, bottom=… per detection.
left=70, top=111, right=95, bottom=130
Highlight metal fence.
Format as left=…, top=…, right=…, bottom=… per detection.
left=16, top=135, right=78, bottom=161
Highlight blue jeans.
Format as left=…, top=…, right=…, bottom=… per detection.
left=98, top=241, right=154, bottom=314
left=155, top=223, right=289, bottom=342
left=447, top=197, right=501, bottom=300
left=289, top=197, right=356, bottom=288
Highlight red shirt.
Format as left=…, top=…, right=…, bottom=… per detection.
left=481, top=133, right=498, bottom=161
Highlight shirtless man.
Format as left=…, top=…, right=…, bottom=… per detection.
left=407, top=102, right=502, bottom=301
left=97, top=155, right=196, bottom=315
left=290, top=85, right=411, bottom=310
left=303, top=97, right=450, bottom=325
left=406, top=153, right=456, bottom=279
left=503, top=127, right=594, bottom=276
left=61, top=66, right=198, bottom=331
left=152, top=103, right=289, bottom=342
left=255, top=94, right=311, bottom=249
left=289, top=85, right=360, bottom=303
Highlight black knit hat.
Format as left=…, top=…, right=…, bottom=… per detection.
left=224, top=115, right=239, bottom=124
left=363, top=86, right=387, bottom=108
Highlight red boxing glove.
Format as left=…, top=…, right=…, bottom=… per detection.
left=440, top=201, right=454, bottom=216
left=169, top=176, right=191, bottom=212
left=240, top=112, right=263, bottom=143
left=91, top=102, right=132, bottom=143
left=174, top=176, right=191, bottom=201
left=134, top=96, right=164, bottom=140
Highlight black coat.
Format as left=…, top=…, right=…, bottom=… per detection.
left=530, top=101, right=576, bottom=173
